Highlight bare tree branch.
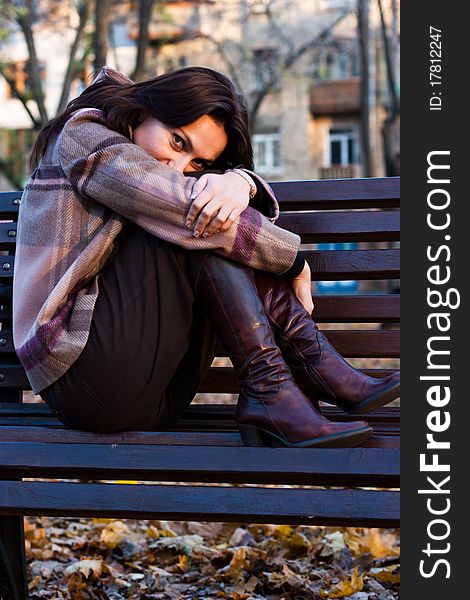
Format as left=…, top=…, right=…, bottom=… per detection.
left=0, top=63, right=40, bottom=128
left=249, top=6, right=353, bottom=127
left=15, top=0, right=48, bottom=125
left=57, top=0, right=92, bottom=114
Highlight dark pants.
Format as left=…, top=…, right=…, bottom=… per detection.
left=40, top=222, right=217, bottom=433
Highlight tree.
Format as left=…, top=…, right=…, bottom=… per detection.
left=357, top=0, right=372, bottom=177
left=0, top=0, right=93, bottom=129
left=197, top=0, right=354, bottom=132
left=377, top=0, right=399, bottom=176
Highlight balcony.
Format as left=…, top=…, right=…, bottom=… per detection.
left=319, top=165, right=361, bottom=179
left=310, top=78, right=361, bottom=115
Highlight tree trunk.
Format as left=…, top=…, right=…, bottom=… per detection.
left=94, top=0, right=111, bottom=72
left=16, top=0, right=49, bottom=127
left=357, top=0, right=372, bottom=177
left=57, top=0, right=92, bottom=114
left=378, top=0, right=399, bottom=176
left=131, top=0, right=156, bottom=81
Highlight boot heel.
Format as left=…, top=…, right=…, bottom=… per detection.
left=238, top=424, right=266, bottom=447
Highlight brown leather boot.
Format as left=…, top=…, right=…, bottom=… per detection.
left=196, top=255, right=372, bottom=447
left=254, top=273, right=400, bottom=415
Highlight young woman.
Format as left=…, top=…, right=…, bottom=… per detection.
left=12, top=66, right=399, bottom=447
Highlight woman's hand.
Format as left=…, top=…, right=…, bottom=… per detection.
left=290, top=261, right=314, bottom=315
left=186, top=172, right=251, bottom=237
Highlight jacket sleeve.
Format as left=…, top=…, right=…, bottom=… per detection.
left=57, top=109, right=300, bottom=275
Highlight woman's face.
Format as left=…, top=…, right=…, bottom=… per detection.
left=132, top=114, right=228, bottom=173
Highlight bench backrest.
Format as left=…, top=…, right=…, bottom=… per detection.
left=0, top=177, right=400, bottom=402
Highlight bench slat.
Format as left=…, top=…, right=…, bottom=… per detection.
left=0, top=414, right=399, bottom=436
left=0, top=294, right=400, bottom=324
left=0, top=213, right=401, bottom=246
left=312, top=295, right=399, bottom=322
left=199, top=367, right=399, bottom=393
left=277, top=210, right=399, bottom=243
left=1, top=328, right=399, bottom=359
left=0, top=442, right=399, bottom=486
left=0, top=426, right=399, bottom=449
left=0, top=365, right=399, bottom=392
left=0, top=192, right=21, bottom=219
left=216, top=329, right=399, bottom=358
left=0, top=222, right=17, bottom=250
left=273, top=177, right=400, bottom=210
left=305, top=249, right=399, bottom=279
left=0, top=250, right=400, bottom=281
left=0, top=481, right=400, bottom=527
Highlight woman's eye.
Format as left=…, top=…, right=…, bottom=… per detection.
left=172, top=133, right=184, bottom=148
left=192, top=160, right=205, bottom=169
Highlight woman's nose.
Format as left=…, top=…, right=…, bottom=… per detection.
left=168, top=156, right=189, bottom=173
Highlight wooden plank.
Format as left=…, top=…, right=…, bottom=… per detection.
left=0, top=426, right=399, bottom=449
left=199, top=366, right=399, bottom=393
left=216, top=329, right=399, bottom=358
left=0, top=294, right=408, bottom=325
left=0, top=441, right=399, bottom=486
left=0, top=364, right=29, bottom=388
left=0, top=293, right=403, bottom=326
left=0, top=330, right=14, bottom=353
left=312, top=295, right=399, bottom=322
left=0, top=257, right=14, bottom=281
left=304, top=249, right=399, bottom=280
left=0, top=192, right=21, bottom=220
left=277, top=210, right=400, bottom=243
left=0, top=402, right=401, bottom=422
left=0, top=481, right=400, bottom=527
left=0, top=223, right=17, bottom=251
left=271, top=177, right=400, bottom=210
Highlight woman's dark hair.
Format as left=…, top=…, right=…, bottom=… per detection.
left=30, top=66, right=254, bottom=171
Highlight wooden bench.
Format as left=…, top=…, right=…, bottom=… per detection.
left=0, top=177, right=400, bottom=600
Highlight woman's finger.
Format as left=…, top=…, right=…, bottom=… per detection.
left=186, top=191, right=213, bottom=229
left=201, top=205, right=234, bottom=237
left=193, top=197, right=222, bottom=236
left=186, top=175, right=208, bottom=226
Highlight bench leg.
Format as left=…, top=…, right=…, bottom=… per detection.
left=0, top=516, right=28, bottom=600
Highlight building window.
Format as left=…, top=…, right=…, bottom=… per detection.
left=253, top=48, right=279, bottom=91
left=328, top=128, right=359, bottom=166
left=253, top=132, right=282, bottom=174
left=314, top=42, right=360, bottom=81
left=3, top=60, right=46, bottom=100
left=247, top=0, right=270, bottom=15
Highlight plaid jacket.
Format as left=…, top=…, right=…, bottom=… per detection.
left=12, top=107, right=300, bottom=394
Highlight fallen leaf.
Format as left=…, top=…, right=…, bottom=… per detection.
left=99, top=520, right=130, bottom=549
left=320, top=566, right=364, bottom=598
left=265, top=563, right=304, bottom=588
left=177, top=554, right=191, bottom=573
left=64, top=558, right=105, bottom=579
left=229, top=546, right=249, bottom=581
left=370, top=564, right=400, bottom=584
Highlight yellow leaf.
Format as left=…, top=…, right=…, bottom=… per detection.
left=273, top=525, right=294, bottom=542
left=177, top=554, right=191, bottom=572
left=344, top=528, right=400, bottom=558
left=64, top=558, right=105, bottom=579
left=146, top=525, right=160, bottom=539
left=229, top=547, right=248, bottom=581
left=100, top=520, right=130, bottom=549
left=320, top=567, right=364, bottom=598
left=370, top=564, right=400, bottom=584
left=92, top=518, right=114, bottom=524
